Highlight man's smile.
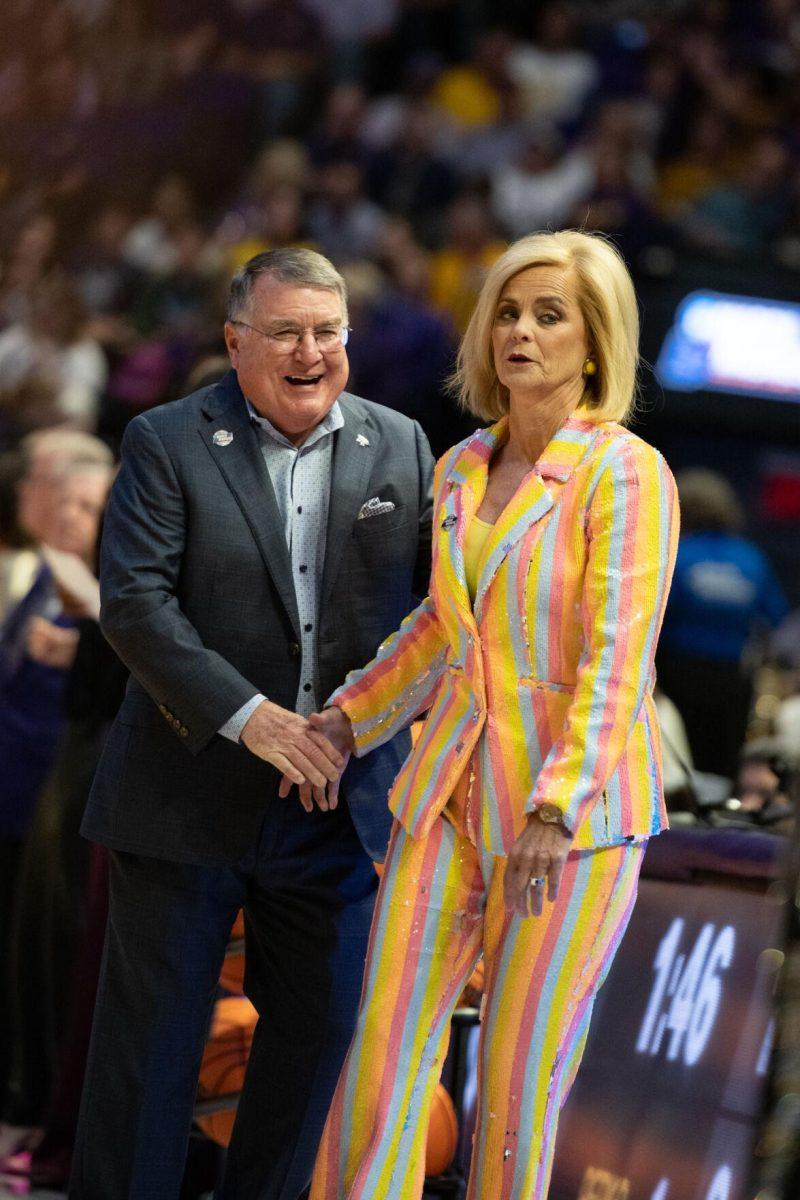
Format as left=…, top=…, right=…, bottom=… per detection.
left=285, top=374, right=324, bottom=387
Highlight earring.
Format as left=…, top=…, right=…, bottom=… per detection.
left=583, top=357, right=597, bottom=376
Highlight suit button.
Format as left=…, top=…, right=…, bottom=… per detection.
left=455, top=742, right=464, bottom=753
left=179, top=726, right=188, bottom=737
left=289, top=642, right=301, bottom=657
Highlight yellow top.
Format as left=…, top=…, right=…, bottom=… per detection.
left=463, top=515, right=493, bottom=602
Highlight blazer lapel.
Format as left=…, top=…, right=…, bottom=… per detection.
left=199, top=372, right=301, bottom=640
left=473, top=412, right=602, bottom=621
left=437, top=477, right=479, bottom=632
left=320, top=394, right=380, bottom=607
left=437, top=422, right=499, bottom=636
left=472, top=478, right=549, bottom=617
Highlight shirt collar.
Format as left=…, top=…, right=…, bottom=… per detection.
left=245, top=397, right=344, bottom=450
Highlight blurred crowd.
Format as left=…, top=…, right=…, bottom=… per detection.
left=1, top=0, right=800, bottom=1191
left=4, top=0, right=800, bottom=451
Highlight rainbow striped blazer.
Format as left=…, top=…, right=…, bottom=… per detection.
left=330, top=412, right=680, bottom=853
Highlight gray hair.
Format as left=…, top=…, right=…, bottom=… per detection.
left=22, top=428, right=114, bottom=469
left=227, top=248, right=349, bottom=324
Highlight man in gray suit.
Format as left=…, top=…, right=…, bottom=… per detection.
left=71, top=249, right=434, bottom=1200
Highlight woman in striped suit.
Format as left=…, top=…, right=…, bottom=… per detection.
left=304, top=230, right=679, bottom=1200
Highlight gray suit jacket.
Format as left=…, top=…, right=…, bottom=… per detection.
left=82, top=371, right=434, bottom=864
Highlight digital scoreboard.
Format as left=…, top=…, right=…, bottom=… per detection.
left=452, top=831, right=784, bottom=1200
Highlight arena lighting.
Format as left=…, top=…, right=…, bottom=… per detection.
left=655, top=290, right=800, bottom=402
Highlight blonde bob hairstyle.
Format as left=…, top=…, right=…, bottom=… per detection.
left=451, top=229, right=640, bottom=425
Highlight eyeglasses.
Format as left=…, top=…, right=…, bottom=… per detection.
left=232, top=320, right=350, bottom=351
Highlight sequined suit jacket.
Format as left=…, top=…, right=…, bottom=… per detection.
left=329, top=411, right=680, bottom=853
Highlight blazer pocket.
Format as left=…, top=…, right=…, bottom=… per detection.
left=352, top=509, right=406, bottom=539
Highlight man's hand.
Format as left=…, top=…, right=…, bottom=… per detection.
left=503, top=810, right=573, bottom=919
left=278, top=706, right=355, bottom=813
left=26, top=617, right=80, bottom=670
left=241, top=700, right=345, bottom=810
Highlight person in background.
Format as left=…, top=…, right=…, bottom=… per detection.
left=732, top=737, right=795, bottom=834
left=0, top=453, right=38, bottom=626
left=341, top=259, right=470, bottom=459
left=305, top=229, right=679, bottom=1200
left=0, top=213, right=60, bottom=329
left=0, top=440, right=113, bottom=1157
left=657, top=468, right=789, bottom=778
left=14, top=429, right=114, bottom=547
left=308, top=159, right=387, bottom=264
left=0, top=274, right=108, bottom=431
left=429, top=194, right=506, bottom=335
left=1, top=470, right=123, bottom=1191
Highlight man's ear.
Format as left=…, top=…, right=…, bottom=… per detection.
left=223, top=322, right=241, bottom=366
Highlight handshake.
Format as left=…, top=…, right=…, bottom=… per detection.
left=240, top=699, right=355, bottom=813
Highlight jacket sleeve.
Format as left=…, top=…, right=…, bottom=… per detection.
left=329, top=595, right=448, bottom=756
left=99, top=415, right=259, bottom=754
left=527, top=437, right=680, bottom=832
left=328, top=448, right=450, bottom=755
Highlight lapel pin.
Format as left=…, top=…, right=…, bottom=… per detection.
left=441, top=515, right=457, bottom=530
left=212, top=430, right=233, bottom=447
left=356, top=433, right=370, bottom=446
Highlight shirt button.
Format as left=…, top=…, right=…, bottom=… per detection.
left=289, top=642, right=301, bottom=657
left=304, top=623, right=313, bottom=632
left=299, top=564, right=308, bottom=574
left=297, top=506, right=303, bottom=514
left=303, top=683, right=312, bottom=692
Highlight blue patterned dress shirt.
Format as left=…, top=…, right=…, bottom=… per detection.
left=219, top=398, right=344, bottom=741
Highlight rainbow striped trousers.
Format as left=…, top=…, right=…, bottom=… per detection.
left=310, top=813, right=644, bottom=1200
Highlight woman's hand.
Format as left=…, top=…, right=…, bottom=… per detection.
left=503, top=811, right=573, bottom=918
left=277, top=706, right=355, bottom=812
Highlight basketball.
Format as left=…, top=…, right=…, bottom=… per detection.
left=219, top=910, right=246, bottom=994
left=425, top=1084, right=459, bottom=1177
left=460, top=958, right=485, bottom=1008
left=195, top=995, right=257, bottom=1146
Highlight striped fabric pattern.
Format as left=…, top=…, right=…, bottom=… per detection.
left=309, top=816, right=644, bottom=1200
left=330, top=411, right=680, bottom=853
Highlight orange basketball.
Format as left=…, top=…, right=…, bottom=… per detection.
left=229, top=910, right=245, bottom=940
left=195, top=996, right=257, bottom=1146
left=219, top=910, right=246, bottom=994
left=196, top=1000, right=458, bottom=1169
left=460, top=958, right=485, bottom=1008
left=425, top=1084, right=459, bottom=1177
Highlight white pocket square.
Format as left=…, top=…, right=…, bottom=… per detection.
left=357, top=497, right=396, bottom=519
